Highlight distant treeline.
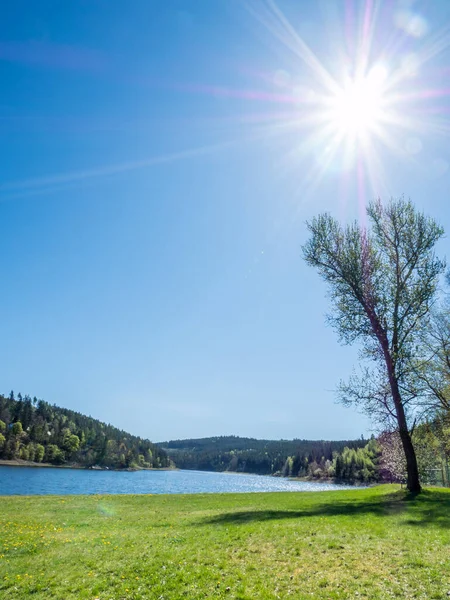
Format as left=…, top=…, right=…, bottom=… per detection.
left=157, top=435, right=367, bottom=476
left=0, top=392, right=171, bottom=469
left=159, top=420, right=449, bottom=485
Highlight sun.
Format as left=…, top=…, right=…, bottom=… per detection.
left=327, top=65, right=389, bottom=141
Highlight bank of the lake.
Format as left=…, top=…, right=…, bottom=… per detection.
left=0, top=458, right=174, bottom=471
left=1, top=485, right=449, bottom=599
left=0, top=466, right=359, bottom=496
left=0, top=459, right=86, bottom=469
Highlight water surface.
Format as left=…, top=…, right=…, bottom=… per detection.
left=0, top=466, right=362, bottom=496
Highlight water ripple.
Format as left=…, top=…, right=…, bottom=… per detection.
left=0, top=466, right=364, bottom=496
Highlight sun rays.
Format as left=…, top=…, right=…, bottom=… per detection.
left=1, top=0, right=449, bottom=208
left=234, top=0, right=450, bottom=203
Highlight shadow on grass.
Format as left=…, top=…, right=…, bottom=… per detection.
left=199, top=489, right=450, bottom=529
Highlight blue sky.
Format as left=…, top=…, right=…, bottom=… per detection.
left=1, top=0, right=450, bottom=442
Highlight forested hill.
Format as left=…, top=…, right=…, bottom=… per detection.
left=157, top=435, right=366, bottom=476
left=0, top=392, right=171, bottom=469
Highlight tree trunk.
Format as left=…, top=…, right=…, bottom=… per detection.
left=388, top=379, right=421, bottom=492
left=377, top=329, right=422, bottom=493
left=398, top=421, right=421, bottom=493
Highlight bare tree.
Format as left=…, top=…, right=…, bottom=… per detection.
left=302, top=198, right=445, bottom=493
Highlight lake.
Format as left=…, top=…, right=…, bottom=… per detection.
left=0, top=466, right=362, bottom=496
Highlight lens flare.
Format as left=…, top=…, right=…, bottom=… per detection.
left=234, top=0, right=450, bottom=203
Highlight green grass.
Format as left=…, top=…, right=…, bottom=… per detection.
left=1, top=485, right=450, bottom=599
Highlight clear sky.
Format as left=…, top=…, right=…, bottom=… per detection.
left=1, top=0, right=450, bottom=443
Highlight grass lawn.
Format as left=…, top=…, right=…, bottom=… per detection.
left=1, top=485, right=450, bottom=599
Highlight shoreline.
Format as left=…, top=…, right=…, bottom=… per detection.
left=0, top=459, right=176, bottom=472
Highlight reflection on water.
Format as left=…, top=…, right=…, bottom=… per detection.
left=0, top=466, right=364, bottom=496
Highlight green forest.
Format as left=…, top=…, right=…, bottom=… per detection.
left=158, top=435, right=367, bottom=476
left=159, top=420, right=450, bottom=485
left=0, top=393, right=171, bottom=469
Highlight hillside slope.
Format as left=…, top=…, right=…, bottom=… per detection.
left=0, top=392, right=170, bottom=469
left=157, top=435, right=366, bottom=475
